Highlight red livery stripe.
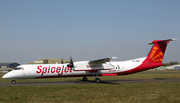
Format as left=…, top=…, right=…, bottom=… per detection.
left=102, top=74, right=117, bottom=76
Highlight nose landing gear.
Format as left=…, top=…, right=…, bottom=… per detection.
left=12, top=80, right=16, bottom=84
left=93, top=73, right=101, bottom=83
left=83, top=77, right=88, bottom=81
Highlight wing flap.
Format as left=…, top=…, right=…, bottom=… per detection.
left=89, top=57, right=117, bottom=64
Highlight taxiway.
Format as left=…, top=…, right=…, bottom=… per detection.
left=0, top=78, right=180, bottom=87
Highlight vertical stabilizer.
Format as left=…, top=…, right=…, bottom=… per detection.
left=143, top=39, right=176, bottom=63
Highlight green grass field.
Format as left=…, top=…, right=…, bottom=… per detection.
left=0, top=70, right=180, bottom=103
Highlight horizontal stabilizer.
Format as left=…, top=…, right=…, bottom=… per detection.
left=149, top=39, right=177, bottom=45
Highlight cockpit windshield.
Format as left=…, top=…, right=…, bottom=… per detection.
left=14, top=67, right=24, bottom=70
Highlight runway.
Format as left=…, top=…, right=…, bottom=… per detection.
left=1, top=78, right=180, bottom=87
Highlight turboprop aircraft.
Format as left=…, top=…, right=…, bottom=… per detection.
left=2, top=39, right=176, bottom=84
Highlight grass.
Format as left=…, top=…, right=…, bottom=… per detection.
left=0, top=70, right=180, bottom=103
left=0, top=82, right=180, bottom=103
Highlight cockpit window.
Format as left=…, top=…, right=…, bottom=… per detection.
left=14, top=67, right=24, bottom=70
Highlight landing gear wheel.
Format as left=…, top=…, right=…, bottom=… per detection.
left=12, top=80, right=16, bottom=84
left=95, top=78, right=101, bottom=83
left=83, top=77, right=88, bottom=81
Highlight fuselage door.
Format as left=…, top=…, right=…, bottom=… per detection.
left=30, top=66, right=35, bottom=77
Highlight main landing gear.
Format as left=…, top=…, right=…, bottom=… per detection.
left=95, top=78, right=101, bottom=83
left=12, top=80, right=16, bottom=84
left=93, top=73, right=101, bottom=83
left=82, top=75, right=101, bottom=83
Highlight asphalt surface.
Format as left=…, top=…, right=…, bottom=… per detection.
left=1, top=78, right=180, bottom=87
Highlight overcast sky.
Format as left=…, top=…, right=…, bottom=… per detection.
left=0, top=0, right=180, bottom=64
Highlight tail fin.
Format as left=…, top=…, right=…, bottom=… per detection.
left=143, top=39, right=176, bottom=63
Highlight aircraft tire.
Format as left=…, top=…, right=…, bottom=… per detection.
left=83, top=77, right=88, bottom=81
left=12, top=80, right=16, bottom=84
left=95, top=78, right=101, bottom=83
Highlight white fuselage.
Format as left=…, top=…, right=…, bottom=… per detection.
left=2, top=57, right=148, bottom=79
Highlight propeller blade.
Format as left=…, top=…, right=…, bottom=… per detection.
left=67, top=56, right=74, bottom=68
left=61, top=58, right=64, bottom=64
left=70, top=56, right=73, bottom=63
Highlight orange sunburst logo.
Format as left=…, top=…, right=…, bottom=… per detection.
left=150, top=46, right=164, bottom=62
left=153, top=47, right=158, bottom=51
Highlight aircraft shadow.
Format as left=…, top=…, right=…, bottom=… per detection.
left=77, top=79, right=121, bottom=85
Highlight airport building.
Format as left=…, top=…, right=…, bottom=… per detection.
left=0, top=63, right=20, bottom=72
left=0, top=63, right=20, bottom=69
left=27, top=58, right=71, bottom=64
left=165, top=64, right=180, bottom=70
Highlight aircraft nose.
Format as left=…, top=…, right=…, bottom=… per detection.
left=2, top=73, right=12, bottom=79
left=2, top=74, right=8, bottom=79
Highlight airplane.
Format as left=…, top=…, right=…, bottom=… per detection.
left=2, top=39, right=176, bottom=84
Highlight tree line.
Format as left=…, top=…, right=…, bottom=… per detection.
left=163, top=61, right=179, bottom=67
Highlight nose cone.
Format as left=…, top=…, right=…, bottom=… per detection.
left=2, top=73, right=12, bottom=79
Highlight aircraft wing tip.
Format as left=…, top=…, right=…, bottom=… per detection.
left=170, top=38, right=178, bottom=41
left=111, top=57, right=118, bottom=59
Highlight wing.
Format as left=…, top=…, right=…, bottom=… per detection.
left=88, top=57, right=117, bottom=64
left=73, top=57, right=117, bottom=71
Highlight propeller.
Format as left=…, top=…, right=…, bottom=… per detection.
left=61, top=58, right=64, bottom=64
left=67, top=56, right=74, bottom=68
